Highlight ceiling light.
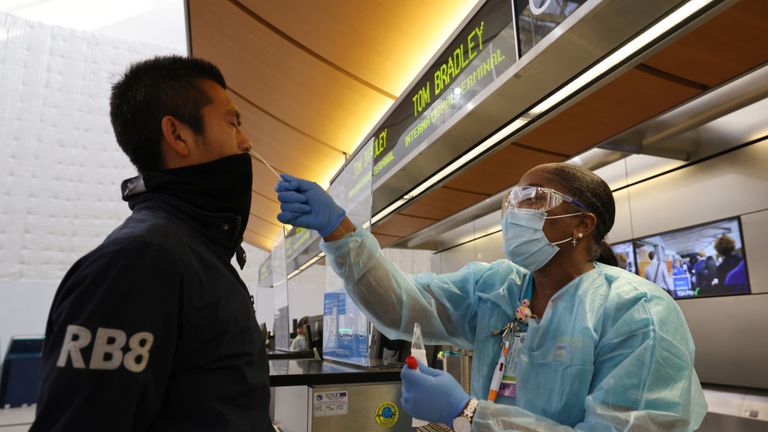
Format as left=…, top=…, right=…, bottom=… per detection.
left=529, top=0, right=714, bottom=118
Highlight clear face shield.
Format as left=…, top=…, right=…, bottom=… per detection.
left=502, top=185, right=589, bottom=216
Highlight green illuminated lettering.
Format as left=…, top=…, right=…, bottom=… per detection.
left=467, top=30, right=477, bottom=60
left=374, top=128, right=388, bottom=157
left=460, top=74, right=472, bottom=94
left=440, top=64, right=448, bottom=87
left=434, top=64, right=449, bottom=96
left=452, top=48, right=509, bottom=107
left=412, top=82, right=431, bottom=117
left=380, top=129, right=387, bottom=153
left=455, top=46, right=468, bottom=70
left=406, top=115, right=431, bottom=146
left=476, top=21, right=484, bottom=52
left=373, top=151, right=395, bottom=175
left=467, top=22, right=485, bottom=62
left=447, top=56, right=456, bottom=81
left=481, top=59, right=491, bottom=76
left=494, top=49, right=505, bottom=65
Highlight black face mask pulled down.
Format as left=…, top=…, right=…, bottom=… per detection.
left=122, top=153, right=253, bottom=241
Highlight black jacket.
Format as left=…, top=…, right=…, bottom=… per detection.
left=31, top=190, right=271, bottom=431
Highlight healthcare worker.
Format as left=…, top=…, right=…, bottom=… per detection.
left=275, top=163, right=707, bottom=431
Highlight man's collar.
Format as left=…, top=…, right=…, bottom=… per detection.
left=126, top=189, right=247, bottom=268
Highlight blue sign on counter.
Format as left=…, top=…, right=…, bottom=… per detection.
left=323, top=292, right=370, bottom=366
left=673, top=275, right=694, bottom=297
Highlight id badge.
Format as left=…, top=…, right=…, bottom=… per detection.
left=498, top=332, right=525, bottom=398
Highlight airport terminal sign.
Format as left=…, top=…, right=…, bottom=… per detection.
left=371, top=0, right=516, bottom=181
left=366, top=0, right=590, bottom=184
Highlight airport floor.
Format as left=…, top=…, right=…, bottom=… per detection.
left=0, top=406, right=33, bottom=431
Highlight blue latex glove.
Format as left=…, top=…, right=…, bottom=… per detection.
left=274, top=173, right=346, bottom=237
left=400, top=360, right=470, bottom=426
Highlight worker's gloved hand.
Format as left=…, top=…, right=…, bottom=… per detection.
left=400, top=360, right=470, bottom=426
left=275, top=173, right=346, bottom=237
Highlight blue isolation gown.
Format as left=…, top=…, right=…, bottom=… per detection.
left=321, top=228, right=707, bottom=431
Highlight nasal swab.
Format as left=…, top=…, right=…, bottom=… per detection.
left=248, top=149, right=281, bottom=179
left=247, top=148, right=289, bottom=232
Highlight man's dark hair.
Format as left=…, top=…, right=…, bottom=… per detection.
left=540, top=163, right=616, bottom=260
left=110, top=55, right=227, bottom=173
left=648, top=250, right=656, bottom=261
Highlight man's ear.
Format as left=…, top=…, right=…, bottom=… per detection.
left=161, top=115, right=192, bottom=157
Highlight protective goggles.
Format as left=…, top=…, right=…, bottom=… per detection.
left=502, top=185, right=589, bottom=214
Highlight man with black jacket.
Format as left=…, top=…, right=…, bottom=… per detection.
left=31, top=56, right=272, bottom=431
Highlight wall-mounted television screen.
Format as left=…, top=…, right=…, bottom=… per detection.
left=632, top=217, right=750, bottom=299
left=610, top=241, right=637, bottom=275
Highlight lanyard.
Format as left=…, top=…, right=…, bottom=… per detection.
left=488, top=277, right=533, bottom=402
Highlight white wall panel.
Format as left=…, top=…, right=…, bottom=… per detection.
left=0, top=13, right=176, bottom=282
left=473, top=231, right=504, bottom=263
left=679, top=294, right=768, bottom=389
left=607, top=188, right=634, bottom=242
left=741, top=210, right=768, bottom=295
left=435, top=240, right=476, bottom=274
left=382, top=248, right=433, bottom=275
left=621, top=141, right=768, bottom=239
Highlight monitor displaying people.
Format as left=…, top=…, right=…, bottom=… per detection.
left=633, top=217, right=750, bottom=298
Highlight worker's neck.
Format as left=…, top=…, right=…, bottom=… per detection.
left=531, top=255, right=593, bottom=316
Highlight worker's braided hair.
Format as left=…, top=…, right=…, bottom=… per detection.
left=539, top=163, right=616, bottom=263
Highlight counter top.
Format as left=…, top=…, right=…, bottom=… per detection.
left=269, top=359, right=402, bottom=387
left=267, top=349, right=314, bottom=360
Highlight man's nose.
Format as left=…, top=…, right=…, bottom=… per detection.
left=237, top=128, right=252, bottom=151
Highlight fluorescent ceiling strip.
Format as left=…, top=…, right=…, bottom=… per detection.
left=369, top=0, right=714, bottom=226
left=528, top=0, right=714, bottom=117
left=287, top=251, right=325, bottom=279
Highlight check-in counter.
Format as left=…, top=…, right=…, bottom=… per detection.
left=269, top=359, right=413, bottom=432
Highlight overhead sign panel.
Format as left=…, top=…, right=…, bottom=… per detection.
left=331, top=139, right=374, bottom=227
left=371, top=0, right=516, bottom=182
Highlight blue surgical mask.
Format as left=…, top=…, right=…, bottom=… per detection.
left=502, top=208, right=580, bottom=272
